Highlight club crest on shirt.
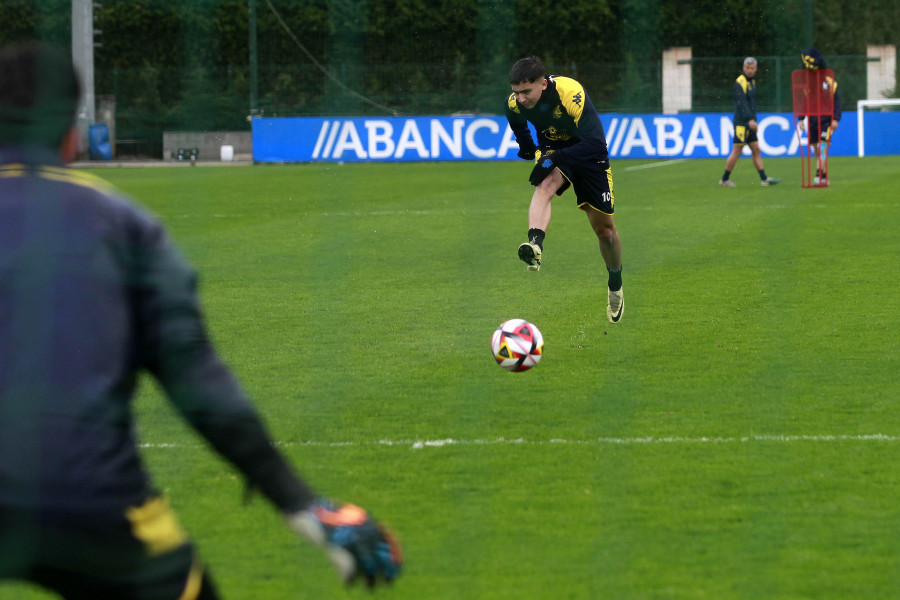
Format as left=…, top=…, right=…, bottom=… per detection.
left=542, top=126, right=571, bottom=142
left=553, top=105, right=563, bottom=119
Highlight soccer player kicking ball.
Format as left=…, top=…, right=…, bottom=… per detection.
left=504, top=56, right=625, bottom=323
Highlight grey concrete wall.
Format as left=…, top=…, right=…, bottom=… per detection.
left=163, top=131, right=253, bottom=162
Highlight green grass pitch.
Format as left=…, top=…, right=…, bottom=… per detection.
left=3, top=156, right=899, bottom=599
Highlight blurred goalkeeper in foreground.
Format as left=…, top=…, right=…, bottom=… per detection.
left=0, top=42, right=401, bottom=599
left=505, top=56, right=624, bottom=323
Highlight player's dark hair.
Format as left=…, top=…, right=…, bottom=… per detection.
left=0, top=42, right=81, bottom=147
left=509, top=56, right=546, bottom=85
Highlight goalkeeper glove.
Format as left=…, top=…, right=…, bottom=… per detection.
left=529, top=155, right=556, bottom=186
left=287, top=499, right=403, bottom=588
left=517, top=147, right=536, bottom=160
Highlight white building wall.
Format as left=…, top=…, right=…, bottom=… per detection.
left=662, top=47, right=692, bottom=115
left=867, top=45, right=897, bottom=100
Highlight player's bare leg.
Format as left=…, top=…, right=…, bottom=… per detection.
left=813, top=144, right=827, bottom=184
left=750, top=142, right=765, bottom=172
left=518, top=169, right=563, bottom=271
left=750, top=142, right=779, bottom=185
left=529, top=169, right=563, bottom=231
left=586, top=208, right=621, bottom=271
left=720, top=145, right=742, bottom=187
left=586, top=208, right=624, bottom=323
left=724, top=146, right=742, bottom=173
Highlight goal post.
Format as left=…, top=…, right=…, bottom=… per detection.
left=857, top=99, right=900, bottom=157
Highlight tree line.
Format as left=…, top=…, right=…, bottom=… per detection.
left=1, top=0, right=896, bottom=148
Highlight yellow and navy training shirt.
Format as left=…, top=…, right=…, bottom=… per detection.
left=733, top=73, right=757, bottom=126
left=0, top=146, right=315, bottom=518
left=505, top=75, right=608, bottom=164
left=796, top=73, right=843, bottom=122
left=819, top=74, right=842, bottom=121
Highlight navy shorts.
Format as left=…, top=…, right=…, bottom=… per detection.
left=808, top=117, right=833, bottom=143
left=540, top=149, right=615, bottom=215
left=733, top=124, right=759, bottom=145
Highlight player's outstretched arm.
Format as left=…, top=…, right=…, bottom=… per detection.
left=288, top=499, right=403, bottom=587
left=132, top=223, right=403, bottom=588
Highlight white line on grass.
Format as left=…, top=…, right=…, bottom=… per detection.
left=137, top=434, right=900, bottom=450
left=624, top=159, right=687, bottom=171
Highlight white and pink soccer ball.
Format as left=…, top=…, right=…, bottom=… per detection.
left=491, top=319, right=543, bottom=372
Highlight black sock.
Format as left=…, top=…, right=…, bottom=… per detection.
left=607, top=266, right=623, bottom=292
left=722, top=170, right=731, bottom=181
left=759, top=169, right=767, bottom=181
left=528, top=228, right=545, bottom=250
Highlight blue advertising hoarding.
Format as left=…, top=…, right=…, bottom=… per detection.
left=251, top=112, right=899, bottom=163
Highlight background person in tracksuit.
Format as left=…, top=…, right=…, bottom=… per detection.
left=719, top=56, right=780, bottom=187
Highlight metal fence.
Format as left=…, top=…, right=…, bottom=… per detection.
left=96, top=55, right=883, bottom=158
left=690, top=55, right=873, bottom=114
